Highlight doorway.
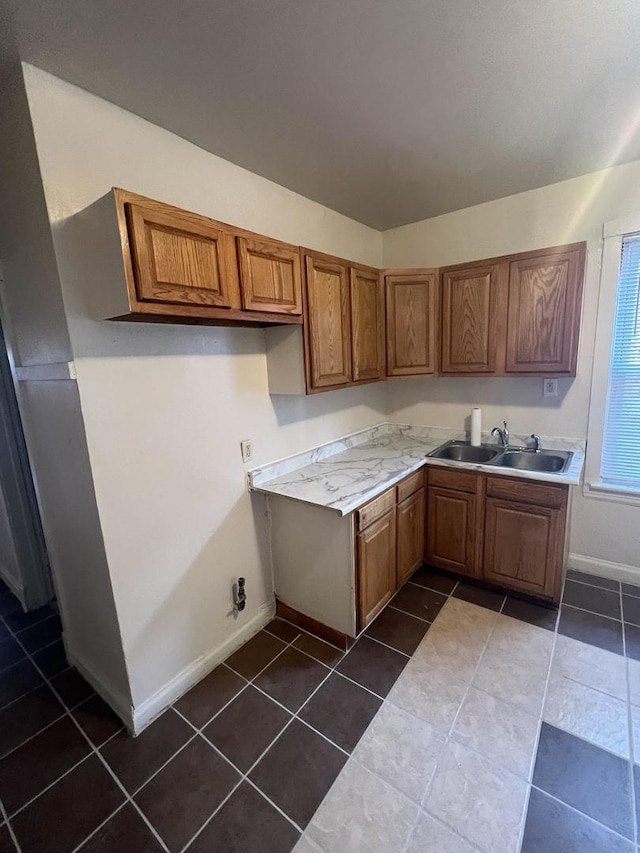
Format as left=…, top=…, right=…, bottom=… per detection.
left=0, top=320, right=53, bottom=610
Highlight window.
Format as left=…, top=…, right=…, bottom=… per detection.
left=600, top=234, right=640, bottom=490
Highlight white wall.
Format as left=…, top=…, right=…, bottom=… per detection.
left=18, top=60, right=640, bottom=724
left=383, top=159, right=640, bottom=573
left=22, top=65, right=385, bottom=716
left=0, top=69, right=132, bottom=709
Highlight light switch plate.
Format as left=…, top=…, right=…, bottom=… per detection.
left=543, top=378, right=558, bottom=398
left=240, top=439, right=253, bottom=463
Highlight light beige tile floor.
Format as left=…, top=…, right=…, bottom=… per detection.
left=296, top=595, right=636, bottom=853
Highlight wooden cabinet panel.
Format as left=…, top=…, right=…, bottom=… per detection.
left=427, top=467, right=477, bottom=494
left=397, top=488, right=426, bottom=587
left=237, top=237, right=302, bottom=314
left=350, top=268, right=385, bottom=382
left=486, top=475, right=566, bottom=509
left=506, top=247, right=585, bottom=374
left=441, top=265, right=500, bottom=373
left=304, top=254, right=352, bottom=389
left=385, top=271, right=438, bottom=376
left=126, top=201, right=241, bottom=308
left=483, top=497, right=564, bottom=599
left=357, top=509, right=396, bottom=630
left=396, top=470, right=424, bottom=503
left=357, top=487, right=396, bottom=531
left=427, top=487, right=479, bottom=577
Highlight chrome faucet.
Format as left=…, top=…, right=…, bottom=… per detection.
left=491, top=420, right=510, bottom=448
left=530, top=434, right=541, bottom=452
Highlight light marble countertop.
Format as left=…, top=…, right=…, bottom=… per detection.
left=249, top=423, right=585, bottom=516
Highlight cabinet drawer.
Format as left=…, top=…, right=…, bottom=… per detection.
left=427, top=467, right=478, bottom=494
left=396, top=470, right=424, bottom=503
left=357, top=487, right=396, bottom=530
left=486, top=475, right=567, bottom=508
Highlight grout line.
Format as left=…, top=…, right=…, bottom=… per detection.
left=386, top=603, right=433, bottom=624
left=0, top=796, right=20, bottom=853
left=9, top=753, right=95, bottom=819
left=530, top=784, right=636, bottom=845
left=398, top=602, right=503, bottom=852
left=360, top=633, right=412, bottom=658
left=172, top=618, right=351, bottom=849
left=560, top=601, right=624, bottom=625
left=3, top=613, right=171, bottom=853
left=515, top=601, right=560, bottom=852
left=68, top=801, right=130, bottom=853
left=173, top=709, right=304, bottom=851
left=0, top=705, right=68, bottom=761
left=566, top=574, right=623, bottom=594
left=331, top=667, right=388, bottom=701
left=126, top=730, right=200, bottom=799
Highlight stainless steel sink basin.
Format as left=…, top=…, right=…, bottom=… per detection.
left=428, top=441, right=502, bottom=464
left=427, top=441, right=573, bottom=474
left=494, top=450, right=572, bottom=473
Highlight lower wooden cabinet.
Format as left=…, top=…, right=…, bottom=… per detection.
left=426, top=469, right=482, bottom=578
left=356, top=471, right=426, bottom=630
left=482, top=476, right=567, bottom=601
left=426, top=468, right=568, bottom=603
left=357, top=509, right=396, bottom=629
left=397, top=488, right=426, bottom=587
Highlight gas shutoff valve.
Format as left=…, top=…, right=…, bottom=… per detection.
left=235, top=577, right=247, bottom=612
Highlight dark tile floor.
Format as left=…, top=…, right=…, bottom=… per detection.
left=0, top=565, right=638, bottom=852
left=523, top=723, right=636, bottom=852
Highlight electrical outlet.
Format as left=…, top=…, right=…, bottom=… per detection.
left=543, top=378, right=558, bottom=398
left=240, top=439, right=253, bottom=463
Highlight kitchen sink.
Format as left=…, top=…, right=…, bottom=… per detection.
left=428, top=441, right=503, bottom=464
left=427, top=441, right=573, bottom=474
left=494, top=450, right=572, bottom=473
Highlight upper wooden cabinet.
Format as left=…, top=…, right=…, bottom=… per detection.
left=440, top=265, right=501, bottom=374
left=439, top=242, right=585, bottom=377
left=302, top=251, right=385, bottom=393
left=506, top=246, right=585, bottom=374
left=350, top=267, right=385, bottom=383
left=126, top=199, right=241, bottom=310
left=237, top=236, right=302, bottom=315
left=385, top=270, right=438, bottom=376
left=102, top=189, right=303, bottom=326
left=304, top=252, right=352, bottom=390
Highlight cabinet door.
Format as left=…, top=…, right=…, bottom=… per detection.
left=304, top=254, right=352, bottom=389
left=483, top=497, right=563, bottom=599
left=125, top=202, right=241, bottom=308
left=397, top=488, right=426, bottom=587
left=237, top=237, right=302, bottom=315
left=427, top=487, right=479, bottom=577
left=357, top=509, right=396, bottom=630
left=386, top=272, right=438, bottom=375
left=506, top=248, right=585, bottom=374
left=350, top=268, right=385, bottom=382
left=441, top=265, right=500, bottom=373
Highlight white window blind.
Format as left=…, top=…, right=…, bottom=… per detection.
left=601, top=233, right=640, bottom=489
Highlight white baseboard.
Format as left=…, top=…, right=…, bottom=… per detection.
left=568, top=553, right=640, bottom=585
left=66, top=643, right=134, bottom=732
left=131, top=600, right=275, bottom=735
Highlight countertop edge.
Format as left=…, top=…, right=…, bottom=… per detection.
left=251, top=451, right=584, bottom=516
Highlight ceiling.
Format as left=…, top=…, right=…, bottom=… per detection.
left=1, top=0, right=640, bottom=230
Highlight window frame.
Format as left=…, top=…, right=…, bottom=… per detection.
left=584, top=212, right=640, bottom=506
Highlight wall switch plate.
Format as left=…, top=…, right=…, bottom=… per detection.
left=543, top=378, right=558, bottom=398
left=240, top=439, right=253, bottom=463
